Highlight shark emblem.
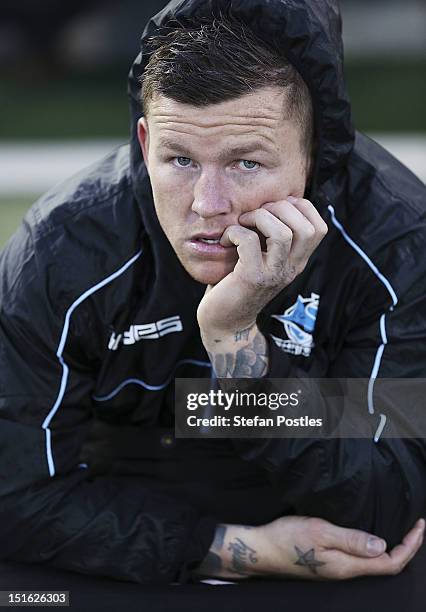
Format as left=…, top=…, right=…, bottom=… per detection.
left=271, top=293, right=320, bottom=357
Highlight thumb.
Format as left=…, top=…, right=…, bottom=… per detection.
left=325, top=525, right=387, bottom=558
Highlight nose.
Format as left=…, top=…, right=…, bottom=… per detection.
left=191, top=169, right=232, bottom=219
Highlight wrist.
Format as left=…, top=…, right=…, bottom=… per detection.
left=222, top=524, right=262, bottom=578
left=200, top=321, right=258, bottom=351
left=202, top=324, right=269, bottom=378
left=194, top=524, right=262, bottom=580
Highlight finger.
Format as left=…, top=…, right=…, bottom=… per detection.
left=358, top=521, right=424, bottom=577
left=238, top=208, right=292, bottom=264
left=330, top=519, right=425, bottom=579
left=385, top=518, right=425, bottom=572
left=220, top=225, right=263, bottom=272
left=323, top=523, right=387, bottom=558
left=260, top=200, right=323, bottom=264
left=286, top=196, right=329, bottom=237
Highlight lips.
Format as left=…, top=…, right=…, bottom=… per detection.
left=190, top=232, right=227, bottom=247
left=199, top=238, right=220, bottom=244
left=187, top=230, right=233, bottom=257
left=191, top=232, right=224, bottom=243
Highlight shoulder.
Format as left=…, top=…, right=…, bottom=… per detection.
left=31, top=143, right=139, bottom=251
left=321, top=131, right=426, bottom=301
left=0, top=144, right=146, bottom=315
left=349, top=131, right=425, bottom=217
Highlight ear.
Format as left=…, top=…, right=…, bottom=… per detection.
left=304, top=139, right=317, bottom=190
left=137, top=117, right=150, bottom=171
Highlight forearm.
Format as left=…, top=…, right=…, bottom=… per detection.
left=1, top=471, right=215, bottom=584
left=193, top=523, right=261, bottom=580
left=201, top=323, right=269, bottom=378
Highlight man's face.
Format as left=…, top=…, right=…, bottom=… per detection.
left=137, top=86, right=310, bottom=285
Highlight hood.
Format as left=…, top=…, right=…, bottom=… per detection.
left=127, top=0, right=354, bottom=291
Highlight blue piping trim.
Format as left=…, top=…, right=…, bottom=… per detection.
left=42, top=249, right=143, bottom=477
left=327, top=206, right=398, bottom=306
left=327, top=206, right=399, bottom=443
left=93, top=359, right=212, bottom=401
left=374, top=414, right=387, bottom=443
left=367, top=313, right=388, bottom=415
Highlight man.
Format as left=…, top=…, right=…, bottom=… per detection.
left=0, top=0, right=425, bottom=585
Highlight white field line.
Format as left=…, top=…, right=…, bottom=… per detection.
left=0, top=135, right=424, bottom=196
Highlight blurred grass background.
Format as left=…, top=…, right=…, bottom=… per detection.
left=0, top=197, right=32, bottom=248
left=2, top=59, right=425, bottom=142
left=0, top=5, right=426, bottom=249
left=2, top=58, right=425, bottom=248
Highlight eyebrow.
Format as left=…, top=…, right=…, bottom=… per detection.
left=157, top=137, right=275, bottom=159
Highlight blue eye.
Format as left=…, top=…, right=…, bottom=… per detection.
left=239, top=160, right=259, bottom=170
left=175, top=156, right=192, bottom=167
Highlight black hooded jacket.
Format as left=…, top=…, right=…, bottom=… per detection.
left=0, top=0, right=425, bottom=585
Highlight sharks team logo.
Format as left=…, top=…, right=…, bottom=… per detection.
left=271, top=293, right=320, bottom=357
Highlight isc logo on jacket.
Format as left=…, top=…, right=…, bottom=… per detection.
left=271, top=293, right=319, bottom=357
left=108, top=315, right=183, bottom=350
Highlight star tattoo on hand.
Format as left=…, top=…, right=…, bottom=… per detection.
left=294, top=546, right=326, bottom=575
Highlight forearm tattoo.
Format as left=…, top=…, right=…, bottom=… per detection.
left=294, top=546, right=326, bottom=575
left=193, top=525, right=259, bottom=579
left=228, top=537, right=258, bottom=576
left=208, top=330, right=268, bottom=377
left=234, top=325, right=253, bottom=342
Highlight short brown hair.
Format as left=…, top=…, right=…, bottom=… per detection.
left=140, top=17, right=314, bottom=157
